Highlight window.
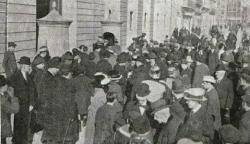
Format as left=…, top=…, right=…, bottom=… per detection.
left=144, top=13, right=147, bottom=28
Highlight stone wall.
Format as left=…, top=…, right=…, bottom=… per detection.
left=77, top=0, right=104, bottom=49
left=0, top=0, right=6, bottom=73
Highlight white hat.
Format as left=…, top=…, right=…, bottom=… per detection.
left=94, top=72, right=111, bottom=85
left=203, top=75, right=216, bottom=84
left=184, top=88, right=207, bottom=102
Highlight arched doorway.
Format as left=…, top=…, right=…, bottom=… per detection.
left=103, top=32, right=115, bottom=46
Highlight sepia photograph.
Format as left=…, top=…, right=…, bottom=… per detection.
left=0, top=0, right=250, bottom=143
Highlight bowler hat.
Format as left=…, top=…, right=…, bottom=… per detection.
left=0, top=75, right=7, bottom=87
left=172, top=79, right=185, bottom=94
left=216, top=64, right=226, bottom=72
left=219, top=124, right=240, bottom=143
left=184, top=88, right=207, bottom=102
left=48, top=57, right=61, bottom=68
left=8, top=42, right=16, bottom=47
left=108, top=70, right=122, bottom=80
left=18, top=56, right=31, bottom=65
left=135, top=83, right=150, bottom=100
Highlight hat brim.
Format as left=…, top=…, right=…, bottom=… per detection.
left=110, top=75, right=123, bottom=81
left=203, top=80, right=216, bottom=84
left=18, top=61, right=31, bottom=65
left=136, top=94, right=148, bottom=101
left=184, top=96, right=207, bottom=102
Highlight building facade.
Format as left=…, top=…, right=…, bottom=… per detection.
left=0, top=0, right=223, bottom=73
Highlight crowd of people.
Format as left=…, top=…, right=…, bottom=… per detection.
left=1, top=24, right=250, bottom=144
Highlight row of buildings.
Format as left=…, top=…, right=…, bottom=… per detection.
left=0, top=0, right=248, bottom=73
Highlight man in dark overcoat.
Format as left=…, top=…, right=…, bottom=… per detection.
left=36, top=57, right=61, bottom=137
left=1, top=75, right=19, bottom=144
left=43, top=64, right=79, bottom=144
left=214, top=64, right=234, bottom=124
left=176, top=88, right=214, bottom=144
left=3, top=42, right=17, bottom=78
left=8, top=56, right=36, bottom=144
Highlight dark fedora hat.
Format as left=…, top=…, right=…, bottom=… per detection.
left=18, top=56, right=31, bottom=65
left=8, top=42, right=17, bottom=47
left=172, top=79, right=185, bottom=94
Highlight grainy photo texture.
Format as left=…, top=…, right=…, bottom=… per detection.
left=0, top=0, right=250, bottom=144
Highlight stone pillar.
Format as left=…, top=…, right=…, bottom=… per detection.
left=37, top=1, right=72, bottom=57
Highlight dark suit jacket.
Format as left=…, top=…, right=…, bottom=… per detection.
left=177, top=105, right=214, bottom=143
left=215, top=76, right=234, bottom=109
left=124, top=101, right=152, bottom=134
left=3, top=51, right=17, bottom=77
left=8, top=70, right=36, bottom=144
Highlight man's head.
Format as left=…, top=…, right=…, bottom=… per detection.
left=33, top=57, right=46, bottom=70
left=18, top=56, right=31, bottom=73
left=79, top=45, right=88, bottom=53
left=135, top=83, right=150, bottom=104
left=215, top=64, right=226, bottom=80
left=38, top=46, right=49, bottom=58
left=8, top=42, right=16, bottom=51
left=202, top=76, right=216, bottom=90
left=149, top=65, right=161, bottom=80
left=48, top=57, right=61, bottom=75
left=172, top=79, right=185, bottom=99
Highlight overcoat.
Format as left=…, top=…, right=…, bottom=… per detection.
left=2, top=51, right=17, bottom=78
left=93, top=103, right=123, bottom=144
left=176, top=105, right=214, bottom=144
left=1, top=90, right=19, bottom=138
left=215, top=76, right=234, bottom=109
left=42, top=76, right=79, bottom=143
left=8, top=70, right=36, bottom=144
left=204, top=88, right=221, bottom=131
